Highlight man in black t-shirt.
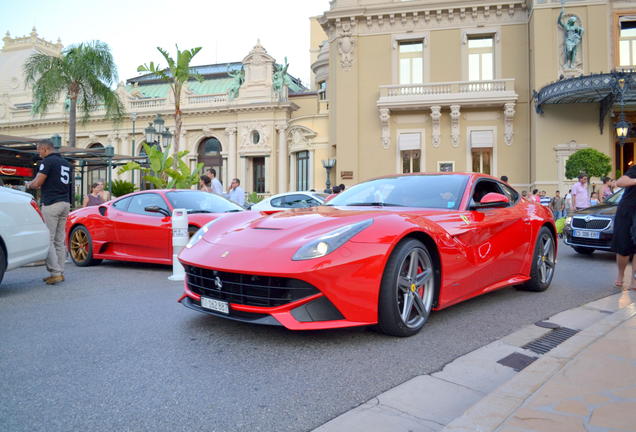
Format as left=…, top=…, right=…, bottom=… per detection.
left=26, top=140, right=72, bottom=285
left=612, top=165, right=636, bottom=289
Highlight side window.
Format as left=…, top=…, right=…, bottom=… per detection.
left=270, top=197, right=284, bottom=208
left=112, top=197, right=132, bottom=211
left=126, top=193, right=169, bottom=216
left=499, top=183, right=519, bottom=204
left=283, top=194, right=310, bottom=208
left=471, top=180, right=502, bottom=204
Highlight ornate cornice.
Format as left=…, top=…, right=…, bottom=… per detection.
left=320, top=1, right=528, bottom=37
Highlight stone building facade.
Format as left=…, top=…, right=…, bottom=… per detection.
left=2, top=0, right=635, bottom=195
left=314, top=0, right=634, bottom=193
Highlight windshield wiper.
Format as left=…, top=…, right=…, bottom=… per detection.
left=345, top=202, right=407, bottom=207
left=187, top=209, right=212, bottom=214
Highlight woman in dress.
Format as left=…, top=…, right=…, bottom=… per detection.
left=599, top=176, right=613, bottom=203
left=83, top=182, right=107, bottom=207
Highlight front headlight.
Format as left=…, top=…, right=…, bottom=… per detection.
left=565, top=216, right=572, bottom=227
left=186, top=217, right=223, bottom=249
left=292, top=219, right=373, bottom=261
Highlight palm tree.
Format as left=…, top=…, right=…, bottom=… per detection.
left=24, top=40, right=124, bottom=147
left=137, top=46, right=203, bottom=156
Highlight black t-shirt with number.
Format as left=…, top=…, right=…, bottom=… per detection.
left=618, top=165, right=636, bottom=212
left=39, top=153, right=72, bottom=206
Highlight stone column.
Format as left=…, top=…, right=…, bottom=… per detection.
left=225, top=127, right=237, bottom=183
left=276, top=123, right=288, bottom=193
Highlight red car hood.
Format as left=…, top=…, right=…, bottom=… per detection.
left=199, top=206, right=451, bottom=249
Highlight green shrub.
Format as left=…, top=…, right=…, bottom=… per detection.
left=565, top=148, right=611, bottom=179
left=111, top=179, right=136, bottom=197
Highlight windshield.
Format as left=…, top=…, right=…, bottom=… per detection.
left=606, top=189, right=623, bottom=205
left=165, top=191, right=243, bottom=213
left=326, top=174, right=469, bottom=209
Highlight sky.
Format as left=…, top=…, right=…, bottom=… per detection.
left=0, top=0, right=331, bottom=88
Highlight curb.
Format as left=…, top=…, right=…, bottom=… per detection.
left=442, top=297, right=636, bottom=431
left=314, top=291, right=636, bottom=432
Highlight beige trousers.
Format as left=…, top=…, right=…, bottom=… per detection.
left=41, top=201, right=70, bottom=276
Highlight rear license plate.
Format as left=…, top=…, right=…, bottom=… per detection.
left=200, top=297, right=229, bottom=314
left=573, top=230, right=600, bottom=239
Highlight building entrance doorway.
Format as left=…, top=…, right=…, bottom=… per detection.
left=253, top=157, right=265, bottom=193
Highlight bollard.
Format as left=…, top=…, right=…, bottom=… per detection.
left=168, top=208, right=188, bottom=281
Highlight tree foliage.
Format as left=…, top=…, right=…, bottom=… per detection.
left=565, top=148, right=611, bottom=179
left=24, top=40, right=124, bottom=147
left=117, top=143, right=202, bottom=189
left=137, top=46, right=203, bottom=156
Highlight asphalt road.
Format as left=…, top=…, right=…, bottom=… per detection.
left=0, top=242, right=620, bottom=432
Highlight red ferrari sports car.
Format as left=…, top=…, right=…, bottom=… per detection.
left=178, top=173, right=557, bottom=337
left=66, top=189, right=243, bottom=266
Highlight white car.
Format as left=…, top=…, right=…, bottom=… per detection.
left=0, top=187, right=50, bottom=284
left=250, top=191, right=329, bottom=212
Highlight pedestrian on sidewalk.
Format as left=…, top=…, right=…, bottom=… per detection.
left=26, top=139, right=72, bottom=285
left=206, top=168, right=224, bottom=195
left=612, top=164, right=636, bottom=289
left=550, top=190, right=566, bottom=219
left=571, top=174, right=590, bottom=211
left=225, top=178, right=245, bottom=206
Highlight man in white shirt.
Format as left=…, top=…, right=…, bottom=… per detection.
left=206, top=168, right=224, bottom=195
left=226, top=178, right=245, bottom=206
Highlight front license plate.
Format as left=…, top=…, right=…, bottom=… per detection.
left=573, top=230, right=600, bottom=239
left=200, top=297, right=229, bottom=314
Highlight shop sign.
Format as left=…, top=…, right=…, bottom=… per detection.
left=0, top=165, right=33, bottom=177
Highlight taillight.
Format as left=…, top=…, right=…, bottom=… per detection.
left=30, top=199, right=45, bottom=223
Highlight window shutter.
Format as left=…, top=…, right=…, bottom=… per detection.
left=470, top=130, right=494, bottom=148
left=398, top=133, right=421, bottom=150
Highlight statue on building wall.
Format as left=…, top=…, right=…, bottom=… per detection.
left=272, top=57, right=290, bottom=98
left=558, top=9, right=584, bottom=69
left=227, top=66, right=245, bottom=100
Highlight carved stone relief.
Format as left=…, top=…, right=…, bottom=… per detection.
left=379, top=108, right=390, bottom=149
left=287, top=126, right=317, bottom=153
left=450, top=105, right=461, bottom=148
left=504, top=103, right=516, bottom=146
left=430, top=106, right=441, bottom=148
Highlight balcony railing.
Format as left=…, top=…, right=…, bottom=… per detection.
left=187, top=94, right=228, bottom=105
left=129, top=98, right=167, bottom=109
left=378, top=79, right=517, bottom=108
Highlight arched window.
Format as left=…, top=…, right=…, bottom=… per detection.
left=197, top=137, right=223, bottom=184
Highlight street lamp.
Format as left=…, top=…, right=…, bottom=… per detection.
left=614, top=76, right=632, bottom=173
left=321, top=158, right=336, bottom=193
left=144, top=114, right=173, bottom=149
left=130, top=112, right=137, bottom=184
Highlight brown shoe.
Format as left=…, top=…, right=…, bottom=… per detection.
left=44, top=275, right=64, bottom=285
left=43, top=274, right=63, bottom=282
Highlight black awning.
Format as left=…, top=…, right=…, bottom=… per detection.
left=534, top=71, right=636, bottom=133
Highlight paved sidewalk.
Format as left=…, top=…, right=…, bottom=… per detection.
left=315, top=289, right=636, bottom=432
left=445, top=292, right=636, bottom=432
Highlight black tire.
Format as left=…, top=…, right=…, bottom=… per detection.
left=0, top=244, right=6, bottom=286
left=573, top=246, right=595, bottom=255
left=377, top=239, right=436, bottom=337
left=521, top=227, right=556, bottom=292
left=69, top=225, right=102, bottom=267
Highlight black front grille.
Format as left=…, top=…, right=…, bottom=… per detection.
left=572, top=217, right=611, bottom=230
left=184, top=265, right=319, bottom=307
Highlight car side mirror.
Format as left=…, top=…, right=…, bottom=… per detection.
left=470, top=192, right=510, bottom=210
left=144, top=205, right=170, bottom=217
left=98, top=206, right=107, bottom=216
